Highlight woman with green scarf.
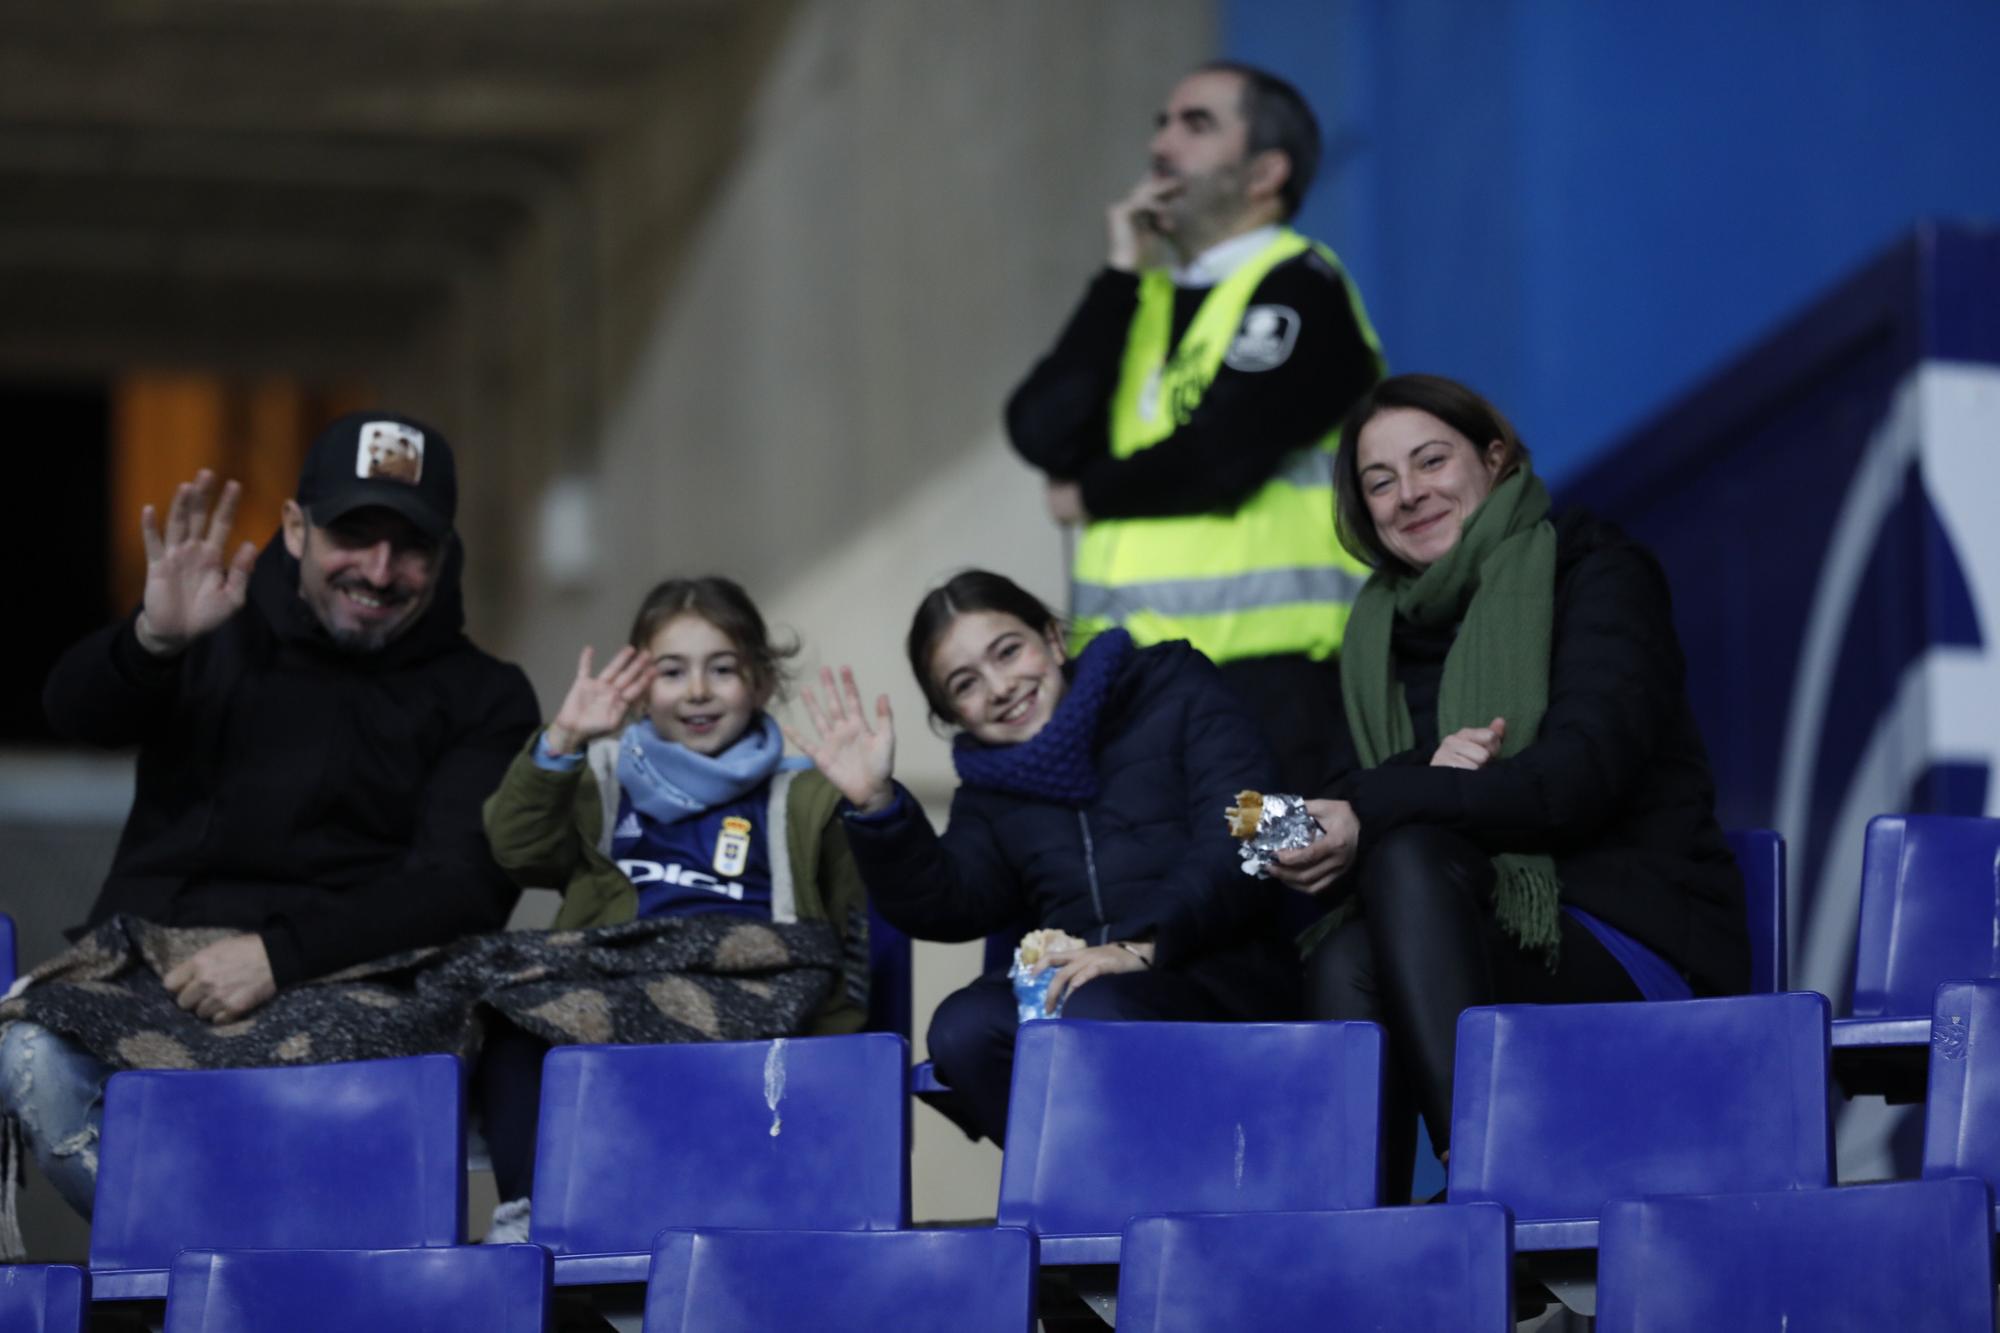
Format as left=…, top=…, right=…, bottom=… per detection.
left=1269, top=374, right=1749, bottom=1199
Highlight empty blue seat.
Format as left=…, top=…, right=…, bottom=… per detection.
left=643, top=1227, right=1035, bottom=1333
left=90, top=1054, right=464, bottom=1301
left=532, top=1033, right=910, bottom=1285
left=1, top=910, right=16, bottom=992
left=1924, top=979, right=2000, bottom=1227
left=0, top=1263, right=88, bottom=1332
left=1449, top=992, right=1832, bottom=1251
left=1597, top=1178, right=1993, bottom=1331
left=996, top=1020, right=1384, bottom=1264
left=1724, top=828, right=1787, bottom=993
left=1116, top=1205, right=1512, bottom=1333
left=1851, top=815, right=2000, bottom=1015
left=1834, top=815, right=2000, bottom=1078
left=164, top=1245, right=550, bottom=1333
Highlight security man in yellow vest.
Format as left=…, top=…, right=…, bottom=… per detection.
left=1007, top=60, right=1384, bottom=790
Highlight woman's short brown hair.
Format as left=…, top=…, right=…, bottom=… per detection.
left=627, top=575, right=797, bottom=698
left=1333, top=373, right=1533, bottom=577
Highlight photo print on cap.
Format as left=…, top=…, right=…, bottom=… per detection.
left=357, top=420, right=425, bottom=485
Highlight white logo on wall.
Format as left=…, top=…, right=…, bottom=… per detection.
left=1225, top=305, right=1301, bottom=372
left=356, top=420, right=425, bottom=485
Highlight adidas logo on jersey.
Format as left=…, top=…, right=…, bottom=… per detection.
left=613, top=812, right=642, bottom=840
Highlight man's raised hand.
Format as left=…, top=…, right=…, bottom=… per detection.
left=545, top=645, right=657, bottom=755
left=1106, top=174, right=1182, bottom=273
left=135, top=470, right=258, bottom=657
left=786, top=666, right=897, bottom=814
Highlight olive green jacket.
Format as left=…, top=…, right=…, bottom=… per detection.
left=481, top=733, right=871, bottom=1034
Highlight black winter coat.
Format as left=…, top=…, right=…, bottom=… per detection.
left=844, top=641, right=1298, bottom=1020
left=1321, top=509, right=1749, bottom=996
left=43, top=536, right=540, bottom=986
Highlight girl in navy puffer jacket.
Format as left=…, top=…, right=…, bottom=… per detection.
left=790, top=570, right=1299, bottom=1144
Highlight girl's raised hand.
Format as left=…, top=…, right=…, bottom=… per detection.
left=788, top=665, right=896, bottom=813
left=545, top=645, right=656, bottom=755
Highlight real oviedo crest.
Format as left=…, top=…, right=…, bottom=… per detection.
left=713, top=816, right=753, bottom=878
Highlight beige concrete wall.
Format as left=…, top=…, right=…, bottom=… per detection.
left=483, top=0, right=1215, bottom=1219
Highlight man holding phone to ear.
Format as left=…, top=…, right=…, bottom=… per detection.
left=1006, top=61, right=1385, bottom=791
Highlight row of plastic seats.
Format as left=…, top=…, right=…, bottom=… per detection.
left=50, top=982, right=2000, bottom=1315
left=0, top=1246, right=552, bottom=1333
left=44, top=989, right=1856, bottom=1302
left=13, top=1178, right=1995, bottom=1332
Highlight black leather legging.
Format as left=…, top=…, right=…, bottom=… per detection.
left=1305, top=825, right=1640, bottom=1201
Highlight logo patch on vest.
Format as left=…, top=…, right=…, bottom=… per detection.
left=1224, top=304, right=1300, bottom=372
left=713, top=816, right=752, bottom=877
left=1138, top=365, right=1164, bottom=424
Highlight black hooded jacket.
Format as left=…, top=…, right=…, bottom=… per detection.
left=43, top=534, right=539, bottom=985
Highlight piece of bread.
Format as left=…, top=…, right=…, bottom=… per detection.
left=1225, top=789, right=1265, bottom=840
left=1018, top=928, right=1087, bottom=966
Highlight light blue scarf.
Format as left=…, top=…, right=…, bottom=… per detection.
left=616, top=712, right=807, bottom=825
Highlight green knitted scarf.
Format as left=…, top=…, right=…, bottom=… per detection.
left=1333, top=466, right=1563, bottom=965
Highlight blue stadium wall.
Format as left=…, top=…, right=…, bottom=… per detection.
left=1224, top=0, right=2000, bottom=482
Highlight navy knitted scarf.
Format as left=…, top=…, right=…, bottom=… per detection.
left=951, top=628, right=1134, bottom=805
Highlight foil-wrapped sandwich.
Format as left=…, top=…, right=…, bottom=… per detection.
left=1225, top=788, right=1322, bottom=877
left=1010, top=928, right=1086, bottom=1021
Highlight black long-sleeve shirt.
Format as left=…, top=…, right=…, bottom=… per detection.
left=1005, top=248, right=1380, bottom=519
left=44, top=540, right=540, bottom=985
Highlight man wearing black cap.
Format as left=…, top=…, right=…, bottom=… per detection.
left=3, top=412, right=538, bottom=1218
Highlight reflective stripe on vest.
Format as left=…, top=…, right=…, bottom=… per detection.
left=1072, top=564, right=1369, bottom=622
left=1072, top=227, right=1383, bottom=665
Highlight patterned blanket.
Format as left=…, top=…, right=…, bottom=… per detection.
left=0, top=913, right=841, bottom=1071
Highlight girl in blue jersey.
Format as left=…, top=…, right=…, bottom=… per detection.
left=475, top=576, right=868, bottom=1241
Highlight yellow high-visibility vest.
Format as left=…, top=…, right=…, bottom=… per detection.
left=1071, top=227, right=1384, bottom=663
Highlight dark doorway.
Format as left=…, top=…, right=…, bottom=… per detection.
left=3, top=379, right=111, bottom=743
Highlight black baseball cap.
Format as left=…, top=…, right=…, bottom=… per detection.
left=295, top=411, right=457, bottom=538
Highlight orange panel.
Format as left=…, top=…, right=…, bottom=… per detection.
left=237, top=378, right=305, bottom=552
left=110, top=375, right=226, bottom=613
left=107, top=375, right=363, bottom=612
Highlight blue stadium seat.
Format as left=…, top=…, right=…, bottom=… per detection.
left=1596, top=1178, right=1994, bottom=1331
left=1449, top=992, right=1832, bottom=1251
left=89, top=1054, right=465, bottom=1301
left=1, top=910, right=16, bottom=992
left=1724, top=828, right=1787, bottom=993
left=164, top=1246, right=550, bottom=1333
left=643, top=1227, right=1035, bottom=1333
left=1924, top=979, right=2000, bottom=1228
left=0, top=1263, right=88, bottom=1332
left=532, top=1033, right=910, bottom=1285
left=1115, top=1205, right=1512, bottom=1333
left=1834, top=814, right=2000, bottom=1065
left=996, top=1020, right=1384, bottom=1264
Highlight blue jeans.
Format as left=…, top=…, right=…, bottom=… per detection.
left=0, top=1021, right=111, bottom=1218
